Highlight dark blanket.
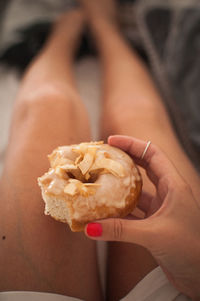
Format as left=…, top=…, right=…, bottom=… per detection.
left=136, top=0, right=200, bottom=171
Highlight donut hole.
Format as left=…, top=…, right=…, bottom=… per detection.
left=87, top=173, right=99, bottom=183
left=66, top=171, right=99, bottom=184
left=66, top=172, right=76, bottom=180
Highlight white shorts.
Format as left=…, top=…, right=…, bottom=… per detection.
left=121, top=266, right=191, bottom=301
left=0, top=267, right=191, bottom=301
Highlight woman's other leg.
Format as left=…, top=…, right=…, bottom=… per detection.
left=0, top=10, right=102, bottom=301
left=79, top=1, right=200, bottom=300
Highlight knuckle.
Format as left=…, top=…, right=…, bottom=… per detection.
left=170, top=179, right=192, bottom=197
left=143, top=143, right=158, bottom=168
left=145, top=143, right=157, bottom=160
left=113, top=219, right=124, bottom=240
left=150, top=143, right=160, bottom=156
left=178, top=181, right=192, bottom=194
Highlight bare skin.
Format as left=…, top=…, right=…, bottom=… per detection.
left=0, top=10, right=103, bottom=301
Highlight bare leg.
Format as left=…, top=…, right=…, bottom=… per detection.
left=0, top=10, right=103, bottom=301
left=79, top=1, right=200, bottom=300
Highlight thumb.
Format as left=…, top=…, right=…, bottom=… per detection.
left=85, top=218, right=153, bottom=247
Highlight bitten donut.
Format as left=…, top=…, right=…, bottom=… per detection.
left=38, top=141, right=142, bottom=231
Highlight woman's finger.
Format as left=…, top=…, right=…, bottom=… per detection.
left=136, top=191, right=154, bottom=213
left=85, top=218, right=154, bottom=247
left=108, top=135, right=181, bottom=187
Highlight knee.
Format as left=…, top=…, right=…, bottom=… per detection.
left=16, top=83, right=82, bottom=121
left=20, top=83, right=76, bottom=108
left=14, top=83, right=90, bottom=141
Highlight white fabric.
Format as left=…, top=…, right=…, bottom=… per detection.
left=0, top=291, right=81, bottom=301
left=121, top=266, right=191, bottom=301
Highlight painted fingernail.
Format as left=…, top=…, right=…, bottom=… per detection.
left=86, top=223, right=102, bottom=237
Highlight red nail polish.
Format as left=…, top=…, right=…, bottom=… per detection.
left=86, top=223, right=102, bottom=237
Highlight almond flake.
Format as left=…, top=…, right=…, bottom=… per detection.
left=88, top=163, right=104, bottom=175
left=60, top=164, right=85, bottom=182
left=79, top=185, right=96, bottom=197
left=60, top=163, right=77, bottom=170
left=90, top=141, right=104, bottom=145
left=55, top=167, right=68, bottom=179
left=75, top=155, right=83, bottom=165
left=72, top=141, right=103, bottom=155
left=72, top=144, right=87, bottom=155
left=84, top=183, right=100, bottom=187
left=85, top=172, right=90, bottom=180
left=90, top=158, right=125, bottom=177
left=68, top=179, right=81, bottom=185
left=64, top=182, right=77, bottom=196
left=78, top=148, right=96, bottom=175
left=49, top=152, right=74, bottom=168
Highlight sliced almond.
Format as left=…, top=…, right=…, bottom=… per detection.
left=64, top=182, right=78, bottom=196
left=78, top=153, right=93, bottom=175
left=49, top=152, right=74, bottom=168
left=68, top=180, right=87, bottom=196
left=59, top=164, right=85, bottom=182
left=48, top=149, right=58, bottom=165
left=38, top=175, right=52, bottom=186
left=84, top=183, right=101, bottom=187
left=72, top=143, right=87, bottom=156
left=58, top=158, right=74, bottom=166
left=79, top=185, right=96, bottom=197
left=55, top=167, right=68, bottom=179
left=85, top=172, right=90, bottom=181
left=90, top=158, right=125, bottom=177
left=88, top=163, right=104, bottom=175
left=68, top=178, right=81, bottom=185
left=60, top=163, right=77, bottom=170
left=75, top=154, right=83, bottom=165
left=78, top=147, right=96, bottom=175
left=72, top=141, right=103, bottom=154
left=90, top=141, right=104, bottom=145
left=66, top=180, right=100, bottom=197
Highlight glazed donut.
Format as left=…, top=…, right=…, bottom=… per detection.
left=38, top=141, right=142, bottom=231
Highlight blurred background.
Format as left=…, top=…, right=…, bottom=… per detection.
left=0, top=0, right=200, bottom=177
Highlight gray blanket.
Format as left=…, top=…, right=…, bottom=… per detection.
left=135, top=0, right=200, bottom=171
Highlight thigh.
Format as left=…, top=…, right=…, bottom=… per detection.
left=0, top=90, right=102, bottom=301
left=102, top=88, right=200, bottom=301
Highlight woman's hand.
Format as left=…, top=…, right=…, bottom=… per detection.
left=85, top=135, right=200, bottom=300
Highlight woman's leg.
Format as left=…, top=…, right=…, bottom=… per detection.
left=0, top=10, right=103, bottom=301
left=79, top=1, right=200, bottom=300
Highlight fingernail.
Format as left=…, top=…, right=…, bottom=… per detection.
left=86, top=223, right=102, bottom=237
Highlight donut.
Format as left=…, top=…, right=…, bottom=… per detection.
left=38, top=141, right=142, bottom=231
